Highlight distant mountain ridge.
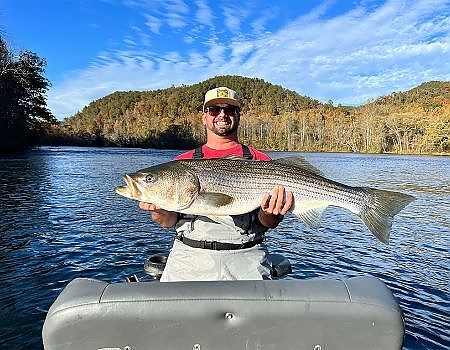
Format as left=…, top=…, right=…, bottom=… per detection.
left=51, top=76, right=449, bottom=154
left=65, top=75, right=320, bottom=122
left=372, top=81, right=450, bottom=107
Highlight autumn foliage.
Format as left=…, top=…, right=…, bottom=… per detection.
left=52, top=77, right=449, bottom=154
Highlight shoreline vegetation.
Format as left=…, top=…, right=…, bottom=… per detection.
left=1, top=36, right=449, bottom=155
left=45, top=76, right=450, bottom=156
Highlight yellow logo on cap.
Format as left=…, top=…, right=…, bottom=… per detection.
left=217, top=88, right=229, bottom=98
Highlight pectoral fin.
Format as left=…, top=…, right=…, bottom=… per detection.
left=196, top=192, right=235, bottom=208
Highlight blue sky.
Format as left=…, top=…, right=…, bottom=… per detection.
left=1, top=0, right=449, bottom=120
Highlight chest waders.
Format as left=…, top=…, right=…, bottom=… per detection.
left=177, top=144, right=266, bottom=250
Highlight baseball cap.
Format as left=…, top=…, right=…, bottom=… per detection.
left=203, top=87, right=241, bottom=109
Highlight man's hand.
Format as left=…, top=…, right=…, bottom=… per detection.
left=139, top=202, right=179, bottom=228
left=258, top=185, right=293, bottom=228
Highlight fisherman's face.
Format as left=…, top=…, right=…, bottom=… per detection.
left=203, top=103, right=240, bottom=136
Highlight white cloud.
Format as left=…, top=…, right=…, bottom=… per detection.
left=144, top=14, right=162, bottom=34
left=165, top=12, right=187, bottom=29
left=188, top=51, right=209, bottom=67
left=47, top=0, right=450, bottom=119
left=229, top=41, right=254, bottom=66
left=222, top=6, right=242, bottom=33
left=163, top=0, right=189, bottom=28
left=194, top=0, right=213, bottom=25
left=206, top=42, right=227, bottom=67
left=165, top=0, right=189, bottom=15
left=232, top=0, right=450, bottom=104
left=250, top=8, right=277, bottom=35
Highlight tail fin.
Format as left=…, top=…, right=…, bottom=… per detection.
left=360, top=188, right=415, bottom=244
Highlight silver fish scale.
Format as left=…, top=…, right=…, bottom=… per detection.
left=179, top=159, right=367, bottom=214
left=118, top=157, right=414, bottom=242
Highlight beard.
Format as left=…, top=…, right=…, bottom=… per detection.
left=210, top=116, right=239, bottom=136
left=212, top=123, right=239, bottom=136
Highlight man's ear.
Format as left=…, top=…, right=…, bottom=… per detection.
left=201, top=113, right=207, bottom=125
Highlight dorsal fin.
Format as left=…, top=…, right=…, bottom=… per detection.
left=272, top=157, right=324, bottom=176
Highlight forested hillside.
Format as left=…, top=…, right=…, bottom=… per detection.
left=49, top=76, right=449, bottom=154
left=355, top=81, right=450, bottom=153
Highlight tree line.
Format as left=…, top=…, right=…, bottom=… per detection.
left=53, top=77, right=449, bottom=154
left=48, top=76, right=322, bottom=149
left=0, top=35, right=56, bottom=153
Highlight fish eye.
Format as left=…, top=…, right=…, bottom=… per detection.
left=144, top=174, right=156, bottom=183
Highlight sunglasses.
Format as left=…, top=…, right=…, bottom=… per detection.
left=205, top=105, right=240, bottom=116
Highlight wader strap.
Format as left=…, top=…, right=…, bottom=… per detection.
left=192, top=145, right=253, bottom=159
left=186, top=144, right=257, bottom=236
left=241, top=145, right=253, bottom=159
left=193, top=146, right=203, bottom=159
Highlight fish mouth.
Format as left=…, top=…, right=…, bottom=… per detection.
left=115, top=175, right=142, bottom=199
left=125, top=174, right=142, bottom=198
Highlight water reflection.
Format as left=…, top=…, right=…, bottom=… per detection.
left=0, top=147, right=448, bottom=349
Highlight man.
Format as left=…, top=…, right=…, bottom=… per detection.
left=140, top=86, right=293, bottom=281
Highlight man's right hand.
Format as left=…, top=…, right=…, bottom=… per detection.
left=139, top=202, right=179, bottom=228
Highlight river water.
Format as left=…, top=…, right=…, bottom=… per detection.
left=0, top=147, right=448, bottom=349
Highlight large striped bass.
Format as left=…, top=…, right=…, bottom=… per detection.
left=115, top=157, right=415, bottom=243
